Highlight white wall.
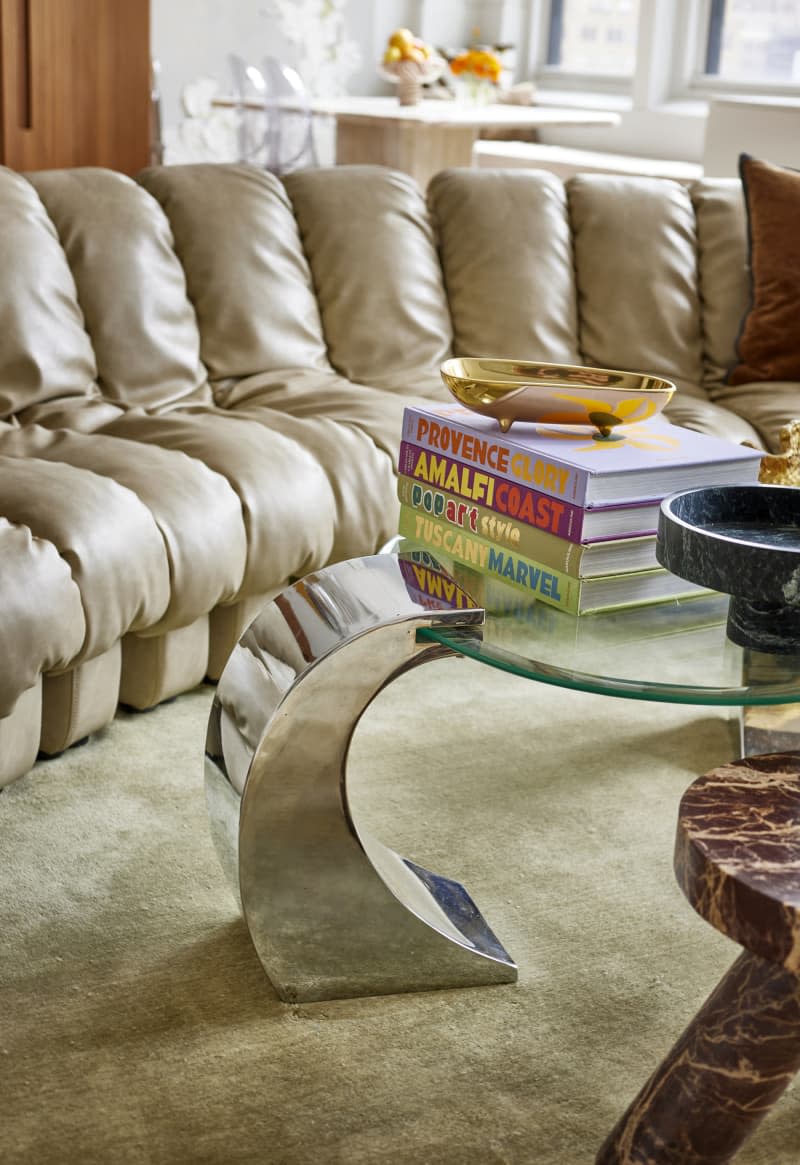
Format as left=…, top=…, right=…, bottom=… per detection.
left=152, top=0, right=404, bottom=133
left=151, top=0, right=524, bottom=136
left=152, top=2, right=289, bottom=133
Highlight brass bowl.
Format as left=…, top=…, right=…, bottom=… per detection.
left=440, top=358, right=675, bottom=437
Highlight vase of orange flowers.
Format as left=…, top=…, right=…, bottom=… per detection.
left=449, top=47, right=502, bottom=104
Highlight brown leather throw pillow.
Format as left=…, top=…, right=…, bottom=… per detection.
left=727, top=153, right=800, bottom=385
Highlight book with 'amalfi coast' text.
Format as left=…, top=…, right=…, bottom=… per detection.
left=398, top=440, right=663, bottom=542
left=401, top=404, right=763, bottom=507
left=397, top=475, right=659, bottom=577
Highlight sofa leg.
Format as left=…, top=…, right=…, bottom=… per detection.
left=39, top=645, right=121, bottom=756
left=0, top=684, right=42, bottom=788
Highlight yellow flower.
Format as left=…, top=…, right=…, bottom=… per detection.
left=449, top=48, right=502, bottom=84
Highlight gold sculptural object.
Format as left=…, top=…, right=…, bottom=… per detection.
left=758, top=419, right=800, bottom=486
left=440, top=358, right=676, bottom=437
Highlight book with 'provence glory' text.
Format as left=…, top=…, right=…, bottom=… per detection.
left=401, top=404, right=762, bottom=507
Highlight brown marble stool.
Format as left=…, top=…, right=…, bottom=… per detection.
left=597, top=752, right=800, bottom=1165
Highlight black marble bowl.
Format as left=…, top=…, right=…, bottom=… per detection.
left=657, top=484, right=800, bottom=653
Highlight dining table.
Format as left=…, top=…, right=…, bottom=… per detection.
left=214, top=90, right=622, bottom=187
left=309, top=94, right=622, bottom=187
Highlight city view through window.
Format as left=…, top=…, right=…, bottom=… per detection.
left=546, top=0, right=800, bottom=84
left=711, top=0, right=800, bottom=82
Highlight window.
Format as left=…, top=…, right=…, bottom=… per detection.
left=703, top=0, right=800, bottom=84
left=546, top=0, right=640, bottom=77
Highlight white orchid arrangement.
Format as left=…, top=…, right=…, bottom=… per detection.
left=165, top=0, right=360, bottom=164
left=265, top=0, right=362, bottom=96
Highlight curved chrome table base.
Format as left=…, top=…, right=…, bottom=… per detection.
left=205, top=553, right=517, bottom=1002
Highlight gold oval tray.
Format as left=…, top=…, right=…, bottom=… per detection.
left=440, top=358, right=675, bottom=437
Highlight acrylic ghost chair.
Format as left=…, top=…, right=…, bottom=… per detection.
left=229, top=54, right=318, bottom=175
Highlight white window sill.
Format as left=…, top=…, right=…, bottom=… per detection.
left=532, top=88, right=632, bottom=114
left=533, top=88, right=709, bottom=121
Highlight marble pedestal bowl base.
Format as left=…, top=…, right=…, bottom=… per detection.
left=656, top=484, right=800, bottom=654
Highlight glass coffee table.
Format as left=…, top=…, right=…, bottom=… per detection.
left=205, top=544, right=800, bottom=1004
left=406, top=545, right=800, bottom=758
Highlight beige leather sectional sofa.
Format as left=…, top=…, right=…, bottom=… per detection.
left=0, top=162, right=794, bottom=787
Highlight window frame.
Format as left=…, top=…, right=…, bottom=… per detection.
left=526, top=0, right=800, bottom=108
left=537, top=0, right=640, bottom=94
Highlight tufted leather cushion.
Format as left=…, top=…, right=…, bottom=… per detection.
left=0, top=520, right=85, bottom=718
left=28, top=168, right=212, bottom=411
left=428, top=168, right=579, bottom=366
left=0, top=167, right=98, bottom=419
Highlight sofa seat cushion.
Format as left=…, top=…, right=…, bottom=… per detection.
left=216, top=367, right=416, bottom=559
left=728, top=155, right=800, bottom=385
left=0, top=425, right=247, bottom=633
left=0, top=520, right=84, bottom=719
left=99, top=409, right=342, bottom=596
left=213, top=368, right=408, bottom=463
left=228, top=400, right=399, bottom=563
left=706, top=380, right=800, bottom=453
left=663, top=394, right=764, bottom=447
left=0, top=456, right=170, bottom=663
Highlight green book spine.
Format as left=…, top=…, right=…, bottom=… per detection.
left=398, top=475, right=656, bottom=577
left=398, top=504, right=581, bottom=614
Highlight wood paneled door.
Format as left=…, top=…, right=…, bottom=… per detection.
left=0, top=0, right=151, bottom=174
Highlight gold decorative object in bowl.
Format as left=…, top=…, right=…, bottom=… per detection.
left=378, top=56, right=447, bottom=105
left=380, top=27, right=446, bottom=106
left=440, top=358, right=676, bottom=437
left=758, top=419, right=800, bottom=486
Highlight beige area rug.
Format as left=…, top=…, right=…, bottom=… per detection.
left=1, top=659, right=798, bottom=1165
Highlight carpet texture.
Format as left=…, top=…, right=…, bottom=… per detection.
left=1, top=659, right=798, bottom=1165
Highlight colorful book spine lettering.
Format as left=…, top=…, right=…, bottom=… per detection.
left=398, top=440, right=585, bottom=542
left=398, top=505, right=579, bottom=614
left=401, top=407, right=586, bottom=504
left=398, top=475, right=649, bottom=577
left=397, top=557, right=478, bottom=611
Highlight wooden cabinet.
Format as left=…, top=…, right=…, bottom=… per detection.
left=0, top=0, right=151, bottom=174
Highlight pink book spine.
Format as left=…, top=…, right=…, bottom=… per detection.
left=401, top=406, right=587, bottom=504
left=398, top=440, right=586, bottom=542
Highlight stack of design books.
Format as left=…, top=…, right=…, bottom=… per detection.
left=397, top=402, right=764, bottom=615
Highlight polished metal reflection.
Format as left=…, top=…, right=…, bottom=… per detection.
left=205, top=553, right=517, bottom=1002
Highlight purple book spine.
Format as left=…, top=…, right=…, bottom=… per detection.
left=402, top=406, right=588, bottom=504
left=398, top=440, right=586, bottom=542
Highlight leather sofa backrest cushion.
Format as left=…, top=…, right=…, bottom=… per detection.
left=0, top=167, right=98, bottom=420
left=29, top=168, right=212, bottom=412
left=567, top=175, right=705, bottom=399
left=137, top=163, right=331, bottom=384
left=428, top=168, right=580, bottom=366
left=284, top=165, right=452, bottom=397
left=690, top=179, right=749, bottom=392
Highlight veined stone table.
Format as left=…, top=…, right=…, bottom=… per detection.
left=213, top=93, right=622, bottom=187
left=309, top=95, right=622, bottom=188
